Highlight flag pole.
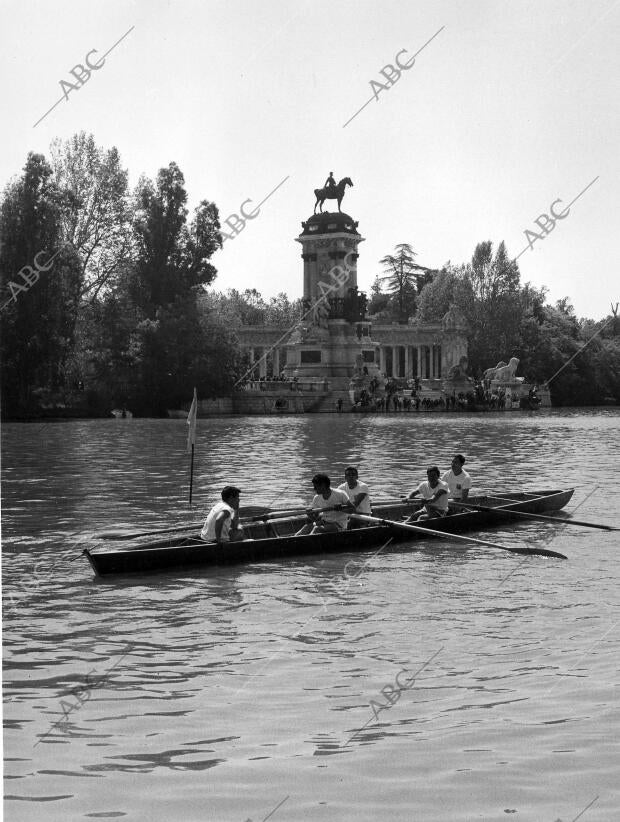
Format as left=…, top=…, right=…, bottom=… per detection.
left=187, top=387, right=198, bottom=508
left=189, top=443, right=195, bottom=506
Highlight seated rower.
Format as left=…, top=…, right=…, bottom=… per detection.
left=201, top=486, right=245, bottom=544
left=296, top=473, right=354, bottom=535
left=441, top=454, right=471, bottom=501
left=402, top=466, right=449, bottom=520
left=338, top=466, right=372, bottom=515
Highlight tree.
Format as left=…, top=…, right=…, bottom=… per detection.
left=51, top=132, right=133, bottom=300
left=379, top=243, right=423, bottom=320
left=457, top=241, right=523, bottom=373
left=416, top=266, right=461, bottom=321
left=131, top=163, right=221, bottom=313
left=0, top=153, right=81, bottom=416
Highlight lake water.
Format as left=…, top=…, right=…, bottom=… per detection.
left=2, top=410, right=620, bottom=822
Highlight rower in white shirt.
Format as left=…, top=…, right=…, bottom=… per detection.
left=441, top=454, right=472, bottom=501
left=338, top=466, right=372, bottom=514
left=402, top=466, right=449, bottom=521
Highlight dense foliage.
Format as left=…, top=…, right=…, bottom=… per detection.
left=372, top=241, right=619, bottom=406
left=1, top=137, right=617, bottom=415
left=1, top=136, right=238, bottom=418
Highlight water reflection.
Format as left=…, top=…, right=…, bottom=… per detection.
left=2, top=412, right=620, bottom=822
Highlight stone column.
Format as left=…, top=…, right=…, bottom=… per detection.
left=259, top=350, right=267, bottom=378
left=248, top=347, right=255, bottom=379
left=379, top=346, right=386, bottom=374
left=404, top=346, right=410, bottom=378
left=392, top=346, right=399, bottom=377
left=273, top=348, right=280, bottom=376
left=436, top=344, right=441, bottom=378
left=417, top=346, right=422, bottom=378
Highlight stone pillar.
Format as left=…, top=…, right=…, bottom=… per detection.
left=379, top=346, right=386, bottom=374
left=417, top=346, right=422, bottom=378
left=259, top=350, right=267, bottom=378
left=392, top=346, right=399, bottom=377
left=248, top=347, right=255, bottom=378
left=436, top=344, right=441, bottom=378
left=404, top=346, right=410, bottom=378
left=273, top=348, right=280, bottom=376
left=430, top=345, right=435, bottom=379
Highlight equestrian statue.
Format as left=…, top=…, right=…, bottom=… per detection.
left=314, top=173, right=354, bottom=214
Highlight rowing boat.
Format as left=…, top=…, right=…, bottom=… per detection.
left=83, top=489, right=574, bottom=576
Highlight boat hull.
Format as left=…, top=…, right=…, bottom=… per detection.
left=84, top=489, right=574, bottom=577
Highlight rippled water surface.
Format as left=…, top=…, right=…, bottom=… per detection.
left=2, top=411, right=620, bottom=821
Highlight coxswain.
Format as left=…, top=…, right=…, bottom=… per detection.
left=296, top=473, right=354, bottom=535
left=402, top=466, right=449, bottom=520
left=338, top=466, right=372, bottom=514
left=441, top=454, right=471, bottom=501
left=201, top=486, right=244, bottom=544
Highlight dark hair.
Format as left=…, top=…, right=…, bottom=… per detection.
left=344, top=466, right=358, bottom=476
left=312, top=473, right=331, bottom=488
left=427, top=466, right=440, bottom=477
left=453, top=454, right=466, bottom=465
left=221, top=485, right=241, bottom=502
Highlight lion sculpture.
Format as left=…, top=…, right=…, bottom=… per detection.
left=494, top=357, right=520, bottom=382
left=483, top=361, right=507, bottom=382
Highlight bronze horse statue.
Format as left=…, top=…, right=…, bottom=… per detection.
left=314, top=177, right=354, bottom=214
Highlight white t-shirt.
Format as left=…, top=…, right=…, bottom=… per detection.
left=312, top=488, right=351, bottom=529
left=415, top=479, right=450, bottom=511
left=441, top=469, right=472, bottom=499
left=338, top=480, right=371, bottom=514
left=201, top=501, right=235, bottom=542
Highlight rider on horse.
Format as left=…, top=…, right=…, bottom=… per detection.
left=324, top=171, right=336, bottom=191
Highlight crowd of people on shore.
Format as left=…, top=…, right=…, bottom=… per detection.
left=201, top=455, right=472, bottom=544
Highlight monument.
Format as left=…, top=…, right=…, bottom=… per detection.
left=283, top=174, right=381, bottom=398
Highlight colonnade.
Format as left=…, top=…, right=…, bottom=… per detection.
left=378, top=344, right=442, bottom=379
left=243, top=346, right=285, bottom=378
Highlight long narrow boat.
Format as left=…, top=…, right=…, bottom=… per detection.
left=83, top=489, right=574, bottom=576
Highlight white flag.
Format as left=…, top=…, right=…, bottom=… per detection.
left=187, top=387, right=198, bottom=453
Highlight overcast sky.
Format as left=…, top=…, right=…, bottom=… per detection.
left=2, top=0, right=618, bottom=319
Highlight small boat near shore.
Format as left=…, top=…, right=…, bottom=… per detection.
left=84, top=489, right=574, bottom=577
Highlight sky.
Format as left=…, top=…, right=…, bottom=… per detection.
left=1, top=0, right=619, bottom=320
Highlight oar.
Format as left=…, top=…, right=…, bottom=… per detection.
left=473, top=496, right=620, bottom=532
left=99, top=522, right=204, bottom=540
left=98, top=504, right=272, bottom=541
left=249, top=502, right=353, bottom=521
left=349, top=514, right=567, bottom=559
left=489, top=496, right=620, bottom=531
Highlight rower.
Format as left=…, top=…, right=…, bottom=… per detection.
left=441, top=454, right=472, bottom=501
left=402, top=466, right=449, bottom=521
left=338, top=466, right=372, bottom=514
left=201, top=486, right=245, bottom=544
left=296, top=473, right=354, bottom=535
